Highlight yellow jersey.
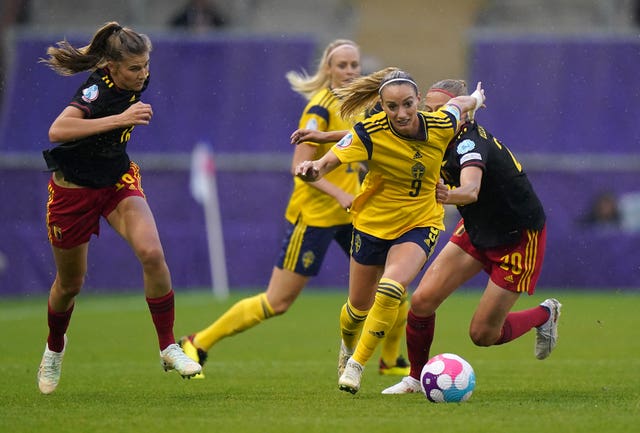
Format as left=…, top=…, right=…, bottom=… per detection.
left=331, top=109, right=457, bottom=239
left=285, top=88, right=361, bottom=227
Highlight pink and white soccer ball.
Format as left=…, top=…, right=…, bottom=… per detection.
left=420, top=353, right=476, bottom=403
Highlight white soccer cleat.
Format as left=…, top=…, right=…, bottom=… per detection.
left=337, top=340, right=353, bottom=378
left=178, top=335, right=207, bottom=379
left=535, top=298, right=562, bottom=360
left=160, top=343, right=202, bottom=378
left=338, top=357, right=364, bottom=394
left=37, top=335, right=67, bottom=394
left=381, top=375, right=421, bottom=394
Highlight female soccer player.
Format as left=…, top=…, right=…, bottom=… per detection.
left=37, top=21, right=201, bottom=394
left=295, top=68, right=485, bottom=394
left=382, top=79, right=561, bottom=394
left=179, top=39, right=409, bottom=378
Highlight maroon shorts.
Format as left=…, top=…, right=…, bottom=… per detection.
left=46, top=162, right=146, bottom=249
left=449, top=219, right=546, bottom=295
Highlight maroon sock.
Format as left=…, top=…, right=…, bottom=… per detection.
left=494, top=306, right=550, bottom=345
left=47, top=302, right=74, bottom=352
left=406, top=311, right=436, bottom=380
left=146, top=290, right=176, bottom=350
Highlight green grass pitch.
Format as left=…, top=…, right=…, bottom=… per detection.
left=1, top=289, right=638, bottom=433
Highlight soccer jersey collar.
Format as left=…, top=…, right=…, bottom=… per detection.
left=387, top=113, right=427, bottom=141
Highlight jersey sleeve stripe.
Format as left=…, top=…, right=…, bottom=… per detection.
left=362, top=118, right=389, bottom=134
left=354, top=122, right=374, bottom=160
left=69, top=102, right=91, bottom=117
left=428, top=118, right=454, bottom=127
left=440, top=110, right=458, bottom=131
left=363, top=124, right=388, bottom=135
left=429, top=117, right=454, bottom=124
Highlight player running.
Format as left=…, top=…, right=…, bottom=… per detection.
left=37, top=21, right=201, bottom=394
left=382, top=79, right=561, bottom=394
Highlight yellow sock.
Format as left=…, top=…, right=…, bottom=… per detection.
left=380, top=292, right=409, bottom=366
left=353, top=278, right=405, bottom=366
left=339, top=299, right=368, bottom=351
left=193, top=293, right=275, bottom=351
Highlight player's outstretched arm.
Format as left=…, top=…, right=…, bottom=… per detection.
left=295, top=150, right=341, bottom=182
left=290, top=128, right=348, bottom=145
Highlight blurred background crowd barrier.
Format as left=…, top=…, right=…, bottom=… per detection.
left=1, top=0, right=639, bottom=295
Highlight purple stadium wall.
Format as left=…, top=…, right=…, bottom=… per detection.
left=0, top=34, right=638, bottom=296
left=468, top=34, right=640, bottom=154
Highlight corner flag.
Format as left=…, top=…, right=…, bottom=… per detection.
left=190, top=142, right=229, bottom=299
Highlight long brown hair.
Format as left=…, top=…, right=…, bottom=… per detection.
left=40, top=21, right=151, bottom=76
left=336, top=67, right=418, bottom=120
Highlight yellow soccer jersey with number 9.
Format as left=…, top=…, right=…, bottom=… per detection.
left=332, top=109, right=457, bottom=239
left=285, top=88, right=362, bottom=227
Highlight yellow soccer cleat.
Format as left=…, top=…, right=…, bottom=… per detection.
left=177, top=335, right=208, bottom=379
left=378, top=355, right=411, bottom=376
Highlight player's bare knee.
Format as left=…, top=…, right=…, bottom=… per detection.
left=54, top=274, right=84, bottom=297
left=410, top=292, right=437, bottom=317
left=469, top=328, right=495, bottom=347
left=137, top=246, right=166, bottom=270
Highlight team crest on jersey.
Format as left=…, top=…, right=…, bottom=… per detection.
left=411, top=162, right=426, bottom=179
left=336, top=133, right=353, bottom=149
left=456, top=139, right=475, bottom=154
left=305, top=118, right=318, bottom=130
left=81, top=84, right=99, bottom=102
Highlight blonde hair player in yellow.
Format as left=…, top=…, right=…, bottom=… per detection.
left=179, top=40, right=409, bottom=378
left=296, top=68, right=485, bottom=394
